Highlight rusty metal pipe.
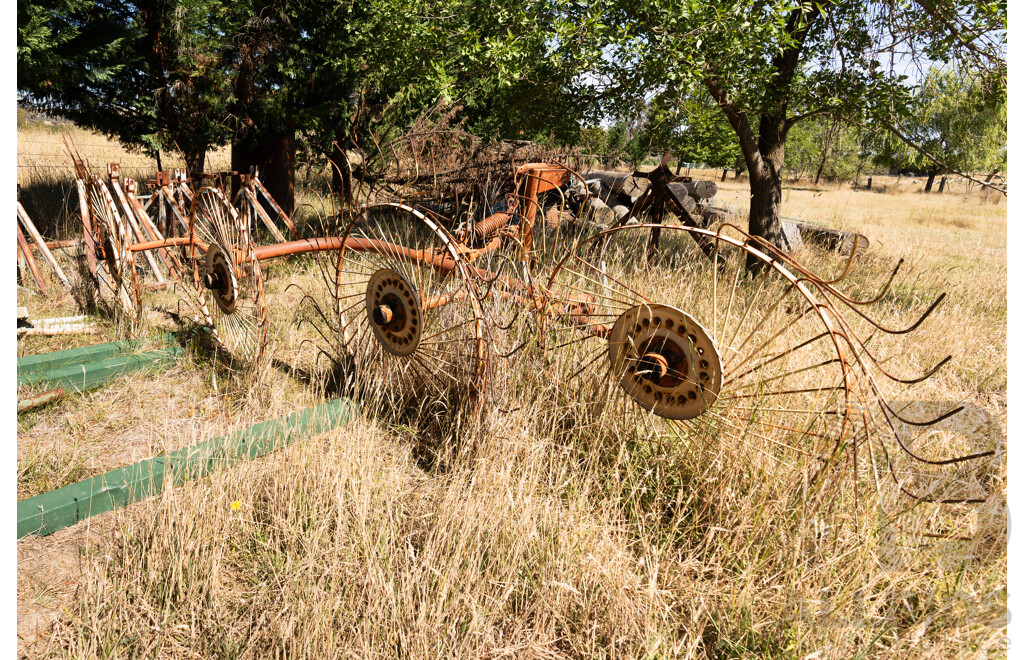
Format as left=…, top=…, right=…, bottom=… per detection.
left=520, top=174, right=541, bottom=255
left=130, top=237, right=205, bottom=253
left=18, top=388, right=66, bottom=413
left=16, top=225, right=47, bottom=295
left=372, top=305, right=394, bottom=326
left=252, top=237, right=464, bottom=273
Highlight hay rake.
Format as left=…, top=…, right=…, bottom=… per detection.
left=67, top=154, right=994, bottom=505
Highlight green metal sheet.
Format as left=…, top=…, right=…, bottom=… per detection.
left=18, top=347, right=183, bottom=393
left=17, top=398, right=358, bottom=538
left=17, top=333, right=175, bottom=383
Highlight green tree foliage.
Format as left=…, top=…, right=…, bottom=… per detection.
left=18, top=0, right=233, bottom=174
left=17, top=0, right=585, bottom=185
left=670, top=91, right=743, bottom=173
left=784, top=118, right=868, bottom=184
left=579, top=126, right=608, bottom=156
left=606, top=123, right=628, bottom=157
left=869, top=66, right=1006, bottom=191
left=554, top=0, right=1005, bottom=259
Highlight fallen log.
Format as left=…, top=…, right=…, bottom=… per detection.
left=18, top=325, right=98, bottom=336
left=668, top=180, right=717, bottom=200
left=783, top=218, right=869, bottom=255
left=694, top=205, right=729, bottom=226
left=664, top=186, right=697, bottom=216
left=582, top=171, right=649, bottom=197
left=586, top=198, right=616, bottom=225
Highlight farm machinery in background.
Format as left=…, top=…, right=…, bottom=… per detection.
left=32, top=141, right=993, bottom=508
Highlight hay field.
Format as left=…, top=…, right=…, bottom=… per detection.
left=17, top=123, right=1006, bottom=658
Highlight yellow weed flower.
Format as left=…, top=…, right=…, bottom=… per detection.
left=230, top=500, right=241, bottom=511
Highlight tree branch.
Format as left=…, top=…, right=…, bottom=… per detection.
left=874, top=115, right=1007, bottom=195
left=704, top=76, right=761, bottom=173
left=765, top=3, right=825, bottom=118
left=786, top=106, right=834, bottom=127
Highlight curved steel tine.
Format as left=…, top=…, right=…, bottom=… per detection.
left=806, top=256, right=904, bottom=307
left=800, top=278, right=954, bottom=385
left=879, top=354, right=953, bottom=386
left=873, top=422, right=991, bottom=504
left=878, top=403, right=995, bottom=465
left=849, top=291, right=946, bottom=335
left=732, top=225, right=909, bottom=309
left=885, top=400, right=966, bottom=427
left=820, top=235, right=860, bottom=285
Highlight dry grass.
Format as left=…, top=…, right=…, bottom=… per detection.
left=17, top=127, right=1006, bottom=658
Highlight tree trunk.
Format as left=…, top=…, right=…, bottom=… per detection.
left=924, top=170, right=937, bottom=193
left=746, top=117, right=789, bottom=273
left=721, top=168, right=728, bottom=182
left=938, top=176, right=947, bottom=193
left=232, top=131, right=296, bottom=215
left=329, top=139, right=353, bottom=206
left=983, top=168, right=998, bottom=202
left=747, top=170, right=787, bottom=270
left=813, top=121, right=841, bottom=186
left=813, top=143, right=830, bottom=185
left=184, top=148, right=206, bottom=179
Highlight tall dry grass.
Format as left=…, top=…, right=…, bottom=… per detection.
left=17, top=125, right=1006, bottom=658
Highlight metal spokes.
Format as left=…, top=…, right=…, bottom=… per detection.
left=303, top=203, right=489, bottom=419
left=85, top=175, right=144, bottom=332
left=186, top=187, right=269, bottom=367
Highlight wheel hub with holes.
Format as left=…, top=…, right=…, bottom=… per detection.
left=204, top=243, right=238, bottom=314
left=366, top=268, right=422, bottom=356
left=608, top=304, right=722, bottom=420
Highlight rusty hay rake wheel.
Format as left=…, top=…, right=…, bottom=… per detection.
left=540, top=223, right=994, bottom=506
left=185, top=186, right=269, bottom=368
left=85, top=175, right=144, bottom=332
left=301, top=203, right=488, bottom=417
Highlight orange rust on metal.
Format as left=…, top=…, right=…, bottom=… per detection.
left=254, top=177, right=300, bottom=239
left=17, top=224, right=47, bottom=294
left=108, top=171, right=165, bottom=285
left=124, top=178, right=186, bottom=281
left=31, top=239, right=81, bottom=251
left=252, top=237, right=464, bottom=273
left=75, top=177, right=99, bottom=280
left=372, top=305, right=394, bottom=325
left=18, top=388, right=66, bottom=413
left=638, top=352, right=670, bottom=382
left=515, top=163, right=568, bottom=255
left=458, top=236, right=503, bottom=262
left=129, top=236, right=206, bottom=253
left=421, top=290, right=471, bottom=311
left=473, top=211, right=516, bottom=241
left=155, top=171, right=170, bottom=187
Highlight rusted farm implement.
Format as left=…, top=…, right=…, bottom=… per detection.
left=60, top=151, right=993, bottom=507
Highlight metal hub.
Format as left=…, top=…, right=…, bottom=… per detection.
left=608, top=304, right=722, bottom=420
left=204, top=244, right=238, bottom=314
left=366, top=268, right=422, bottom=356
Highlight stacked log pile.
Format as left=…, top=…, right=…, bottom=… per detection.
left=575, top=170, right=717, bottom=227
left=557, top=170, right=869, bottom=256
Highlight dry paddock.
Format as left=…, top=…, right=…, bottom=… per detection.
left=16, top=132, right=1006, bottom=658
